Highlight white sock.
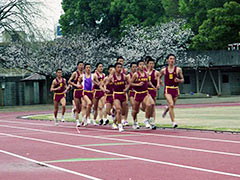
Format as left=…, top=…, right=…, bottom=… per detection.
left=149, top=117, right=154, bottom=123
left=144, top=118, right=149, bottom=122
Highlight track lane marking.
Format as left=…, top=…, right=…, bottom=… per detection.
left=0, top=149, right=103, bottom=180
left=0, top=119, right=239, bottom=144
left=0, top=124, right=239, bottom=158
left=1, top=132, right=240, bottom=178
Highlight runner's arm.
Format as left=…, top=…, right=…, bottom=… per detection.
left=147, top=72, right=156, bottom=89
left=92, top=73, right=100, bottom=86
left=175, top=67, right=184, bottom=83
left=103, top=77, right=110, bottom=93
left=130, top=73, right=144, bottom=86
left=68, top=72, right=77, bottom=87
left=123, top=75, right=130, bottom=92
left=156, top=71, right=160, bottom=89
left=63, top=79, right=69, bottom=94
left=159, top=68, right=165, bottom=86
left=50, top=80, right=60, bottom=92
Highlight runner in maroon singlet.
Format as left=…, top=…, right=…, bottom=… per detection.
left=50, top=69, right=68, bottom=126
left=127, top=62, right=137, bottom=106
left=102, top=65, right=115, bottom=126
left=160, top=54, right=184, bottom=128
left=93, top=63, right=105, bottom=125
left=108, top=63, right=129, bottom=132
left=68, top=61, right=84, bottom=127
left=131, top=60, right=155, bottom=129
left=144, top=56, right=152, bottom=72
left=147, top=57, right=160, bottom=127
left=117, top=56, right=129, bottom=126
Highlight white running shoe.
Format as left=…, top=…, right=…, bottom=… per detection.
left=92, top=120, right=98, bottom=126
left=82, top=118, right=88, bottom=126
left=61, top=116, right=65, bottom=122
left=122, top=120, right=129, bottom=126
left=118, top=124, right=124, bottom=132
left=144, top=119, right=152, bottom=128
left=112, top=123, right=118, bottom=129
left=103, top=119, right=109, bottom=125
left=132, top=122, right=140, bottom=130
left=162, top=106, right=168, bottom=118
left=54, top=119, right=59, bottom=126
left=76, top=120, right=81, bottom=127
left=87, top=118, right=91, bottom=124
left=173, top=122, right=178, bottom=128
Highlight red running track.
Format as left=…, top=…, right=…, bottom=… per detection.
left=0, top=112, right=240, bottom=180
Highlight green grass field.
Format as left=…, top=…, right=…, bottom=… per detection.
left=1, top=96, right=240, bottom=132
left=23, top=106, right=240, bottom=132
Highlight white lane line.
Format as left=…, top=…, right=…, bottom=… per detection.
left=0, top=149, right=102, bottom=180
left=1, top=132, right=240, bottom=178
left=0, top=119, right=239, bottom=144
left=0, top=124, right=239, bottom=157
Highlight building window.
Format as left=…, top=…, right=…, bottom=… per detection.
left=184, top=75, right=190, bottom=84
left=222, top=74, right=229, bottom=83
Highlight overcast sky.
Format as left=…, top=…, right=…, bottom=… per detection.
left=0, top=0, right=63, bottom=41
left=38, top=0, right=63, bottom=39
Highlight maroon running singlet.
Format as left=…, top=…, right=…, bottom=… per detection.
left=113, top=73, right=127, bottom=102
left=148, top=70, right=157, bottom=99
left=73, top=71, right=83, bottom=99
left=94, top=72, right=105, bottom=99
left=134, top=71, right=148, bottom=103
left=53, top=78, right=66, bottom=102
left=164, top=66, right=180, bottom=99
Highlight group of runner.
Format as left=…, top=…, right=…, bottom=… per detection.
left=50, top=54, right=184, bottom=132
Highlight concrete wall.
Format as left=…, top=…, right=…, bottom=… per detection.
left=0, top=76, right=48, bottom=106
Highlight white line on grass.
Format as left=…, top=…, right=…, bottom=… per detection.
left=0, top=124, right=239, bottom=157
left=1, top=132, right=240, bottom=178
left=0, top=149, right=102, bottom=180
left=0, top=119, right=240, bottom=144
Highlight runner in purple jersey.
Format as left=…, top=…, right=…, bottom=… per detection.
left=160, top=54, right=184, bottom=128
left=147, top=57, right=161, bottom=128
left=81, top=63, right=96, bottom=126
left=93, top=63, right=106, bottom=125
left=50, top=69, right=68, bottom=126
left=68, top=61, right=84, bottom=127
left=108, top=63, right=130, bottom=132
left=131, top=60, right=155, bottom=130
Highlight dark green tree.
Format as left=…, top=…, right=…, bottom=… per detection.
left=161, top=0, right=180, bottom=20
left=59, top=0, right=164, bottom=39
left=191, top=1, right=240, bottom=50
left=60, top=0, right=111, bottom=35
left=178, top=0, right=235, bottom=33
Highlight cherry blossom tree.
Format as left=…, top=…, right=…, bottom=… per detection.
left=1, top=19, right=210, bottom=77
left=1, top=33, right=116, bottom=76
left=116, top=20, right=197, bottom=67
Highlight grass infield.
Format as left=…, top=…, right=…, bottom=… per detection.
left=22, top=106, right=240, bottom=133
left=1, top=96, right=240, bottom=132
